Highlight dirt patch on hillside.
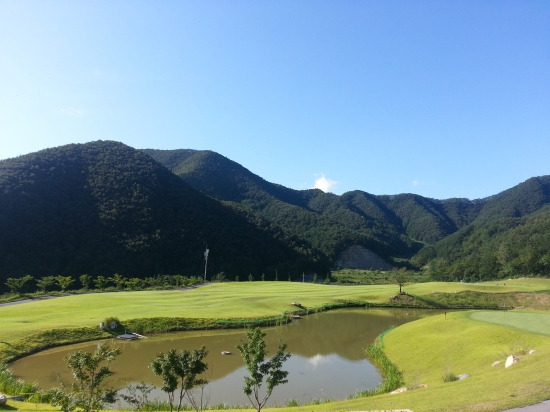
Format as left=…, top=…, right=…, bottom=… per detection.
left=389, top=292, right=426, bottom=306
left=512, top=292, right=550, bottom=310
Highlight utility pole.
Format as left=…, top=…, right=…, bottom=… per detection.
left=204, top=246, right=209, bottom=282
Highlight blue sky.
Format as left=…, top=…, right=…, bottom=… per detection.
left=1, top=1, right=549, bottom=200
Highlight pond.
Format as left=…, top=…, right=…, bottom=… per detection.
left=11, top=308, right=439, bottom=407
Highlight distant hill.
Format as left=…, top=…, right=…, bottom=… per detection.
left=0, top=141, right=326, bottom=281
left=142, top=149, right=481, bottom=254
left=143, top=149, right=430, bottom=260
left=412, top=178, right=550, bottom=280
left=1, top=142, right=548, bottom=283
left=144, top=149, right=550, bottom=279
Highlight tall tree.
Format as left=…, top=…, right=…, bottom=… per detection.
left=150, top=346, right=209, bottom=412
left=51, top=344, right=121, bottom=412
left=56, top=275, right=74, bottom=292
left=36, top=276, right=56, bottom=293
left=236, top=326, right=290, bottom=412
left=392, top=268, right=409, bottom=294
left=94, top=275, right=109, bottom=290
left=109, top=273, right=126, bottom=290
left=79, top=274, right=92, bottom=290
left=5, top=275, right=34, bottom=294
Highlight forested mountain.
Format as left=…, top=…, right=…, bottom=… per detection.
left=143, top=149, right=430, bottom=260
left=1, top=142, right=549, bottom=283
left=413, top=178, right=550, bottom=281
left=144, top=149, right=550, bottom=279
left=0, top=141, right=326, bottom=281
left=142, top=150, right=482, bottom=254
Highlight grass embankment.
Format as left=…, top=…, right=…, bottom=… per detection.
left=369, top=310, right=550, bottom=412
left=2, top=279, right=550, bottom=411
left=0, top=282, right=395, bottom=363
left=3, top=279, right=546, bottom=364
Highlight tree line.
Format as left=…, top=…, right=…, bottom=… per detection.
left=3, top=273, right=207, bottom=295
left=3, top=142, right=550, bottom=284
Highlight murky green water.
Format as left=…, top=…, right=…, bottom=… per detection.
left=11, top=308, right=437, bottom=407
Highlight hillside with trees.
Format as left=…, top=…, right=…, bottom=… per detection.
left=144, top=149, right=550, bottom=280
left=1, top=142, right=549, bottom=285
left=0, top=141, right=326, bottom=283
left=143, top=149, right=424, bottom=260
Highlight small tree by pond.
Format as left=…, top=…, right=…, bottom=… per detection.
left=50, top=343, right=121, bottom=412
left=150, top=346, right=209, bottom=412
left=236, top=326, right=291, bottom=412
left=392, top=268, right=409, bottom=294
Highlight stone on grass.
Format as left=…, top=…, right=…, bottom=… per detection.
left=505, top=355, right=519, bottom=368
left=457, top=373, right=470, bottom=380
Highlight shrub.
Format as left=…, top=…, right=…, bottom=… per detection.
left=286, top=399, right=298, bottom=407
left=443, top=372, right=458, bottom=382
left=354, top=344, right=404, bottom=397
left=0, top=363, right=40, bottom=397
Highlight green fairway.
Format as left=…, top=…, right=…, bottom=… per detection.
left=0, top=282, right=383, bottom=340
left=470, top=310, right=550, bottom=335
left=1, top=278, right=547, bottom=346
left=2, top=279, right=550, bottom=411
left=378, top=310, right=550, bottom=412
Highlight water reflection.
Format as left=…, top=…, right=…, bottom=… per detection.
left=11, top=308, right=436, bottom=407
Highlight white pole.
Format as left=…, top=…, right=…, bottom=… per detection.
left=204, top=246, right=209, bottom=281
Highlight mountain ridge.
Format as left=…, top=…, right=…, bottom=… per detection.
left=144, top=147, right=550, bottom=279
left=0, top=141, right=326, bottom=280
left=1, top=141, right=548, bottom=282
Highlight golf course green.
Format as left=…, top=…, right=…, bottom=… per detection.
left=2, top=279, right=550, bottom=411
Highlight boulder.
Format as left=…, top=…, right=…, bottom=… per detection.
left=505, top=355, right=520, bottom=368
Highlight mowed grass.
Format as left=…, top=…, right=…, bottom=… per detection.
left=1, top=278, right=546, bottom=346
left=371, top=310, right=550, bottom=412
left=283, top=310, right=550, bottom=412
left=470, top=310, right=550, bottom=335
left=0, top=282, right=396, bottom=345
left=3, top=278, right=550, bottom=412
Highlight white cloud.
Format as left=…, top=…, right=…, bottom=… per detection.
left=307, top=354, right=332, bottom=369
left=411, top=179, right=436, bottom=190
left=59, top=107, right=84, bottom=117
left=313, top=173, right=339, bottom=193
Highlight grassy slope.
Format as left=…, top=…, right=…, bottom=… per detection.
left=377, top=310, right=550, bottom=412
left=2, top=279, right=550, bottom=411
left=1, top=282, right=395, bottom=345
left=2, top=279, right=544, bottom=344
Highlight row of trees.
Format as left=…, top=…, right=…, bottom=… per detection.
left=3, top=271, right=333, bottom=296
left=3, top=273, right=207, bottom=295
left=50, top=327, right=290, bottom=412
